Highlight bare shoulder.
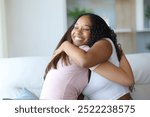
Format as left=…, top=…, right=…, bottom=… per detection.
left=93, top=38, right=112, bottom=48
left=91, top=38, right=112, bottom=53
left=87, top=38, right=113, bottom=63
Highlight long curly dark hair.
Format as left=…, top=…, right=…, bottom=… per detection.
left=44, top=13, right=122, bottom=79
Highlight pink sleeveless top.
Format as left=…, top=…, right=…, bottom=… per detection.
left=40, top=45, right=94, bottom=100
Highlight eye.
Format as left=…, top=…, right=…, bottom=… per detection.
left=83, top=28, right=90, bottom=31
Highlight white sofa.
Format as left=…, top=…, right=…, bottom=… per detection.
left=0, top=53, right=150, bottom=100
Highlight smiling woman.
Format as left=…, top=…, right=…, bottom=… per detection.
left=71, top=15, right=92, bottom=46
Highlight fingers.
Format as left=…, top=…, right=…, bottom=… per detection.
left=54, top=49, right=61, bottom=55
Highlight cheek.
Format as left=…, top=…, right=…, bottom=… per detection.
left=71, top=31, right=74, bottom=39
left=84, top=33, right=91, bottom=41
left=71, top=30, right=74, bottom=35
left=84, top=39, right=89, bottom=45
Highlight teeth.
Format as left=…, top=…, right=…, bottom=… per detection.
left=75, top=37, right=82, bottom=40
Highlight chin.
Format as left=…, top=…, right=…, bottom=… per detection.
left=76, top=43, right=83, bottom=46
left=73, top=42, right=81, bottom=46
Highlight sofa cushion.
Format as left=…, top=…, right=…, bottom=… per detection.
left=14, top=88, right=38, bottom=100
left=3, top=88, right=38, bottom=100
left=126, top=53, right=150, bottom=85
left=0, top=57, right=50, bottom=100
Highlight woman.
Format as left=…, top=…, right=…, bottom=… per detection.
left=40, top=13, right=134, bottom=100
left=53, top=13, right=134, bottom=100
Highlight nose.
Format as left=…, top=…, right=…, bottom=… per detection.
left=76, top=28, right=82, bottom=34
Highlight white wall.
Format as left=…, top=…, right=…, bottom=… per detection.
left=136, top=0, right=144, bottom=31
left=0, top=0, right=7, bottom=58
left=5, top=0, right=67, bottom=57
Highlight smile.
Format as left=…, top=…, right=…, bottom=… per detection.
left=74, top=37, right=82, bottom=41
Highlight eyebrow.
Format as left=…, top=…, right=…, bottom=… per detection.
left=75, top=23, right=91, bottom=28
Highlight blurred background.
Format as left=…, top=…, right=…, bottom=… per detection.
left=0, top=0, right=150, bottom=58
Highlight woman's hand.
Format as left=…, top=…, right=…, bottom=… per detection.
left=53, top=48, right=63, bottom=57
left=53, top=41, right=68, bottom=58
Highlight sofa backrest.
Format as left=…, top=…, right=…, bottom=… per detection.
left=0, top=53, right=150, bottom=100
left=0, top=57, right=50, bottom=100
left=126, top=53, right=150, bottom=99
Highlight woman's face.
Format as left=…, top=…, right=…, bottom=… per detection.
left=71, top=15, right=92, bottom=46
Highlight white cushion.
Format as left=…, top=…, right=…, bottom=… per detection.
left=126, top=53, right=150, bottom=85
left=130, top=84, right=150, bottom=100
left=0, top=57, right=50, bottom=100
left=13, top=88, right=38, bottom=100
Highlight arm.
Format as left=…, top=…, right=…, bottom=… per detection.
left=119, top=52, right=135, bottom=85
left=56, top=39, right=134, bottom=86
left=56, top=39, right=112, bottom=68
left=93, top=54, right=134, bottom=86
